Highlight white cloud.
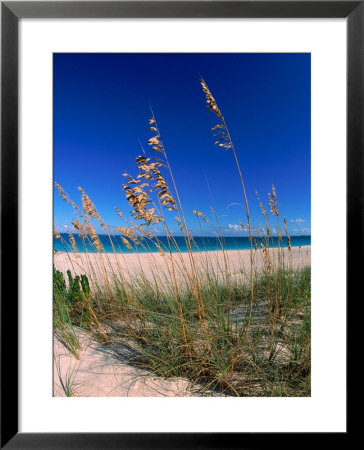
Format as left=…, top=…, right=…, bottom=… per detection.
left=292, top=227, right=311, bottom=235
left=290, top=218, right=305, bottom=224
left=54, top=224, right=73, bottom=233
left=300, top=227, right=311, bottom=234
left=228, top=224, right=241, bottom=232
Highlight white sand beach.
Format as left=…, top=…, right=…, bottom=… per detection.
left=54, top=246, right=311, bottom=283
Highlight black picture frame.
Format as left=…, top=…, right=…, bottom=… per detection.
left=1, top=1, right=357, bottom=448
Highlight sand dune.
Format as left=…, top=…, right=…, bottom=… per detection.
left=54, top=332, right=223, bottom=397
left=53, top=246, right=310, bottom=397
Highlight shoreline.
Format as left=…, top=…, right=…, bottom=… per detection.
left=54, top=235, right=311, bottom=255
left=54, top=244, right=311, bottom=256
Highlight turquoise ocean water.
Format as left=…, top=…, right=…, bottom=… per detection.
left=54, top=234, right=311, bottom=254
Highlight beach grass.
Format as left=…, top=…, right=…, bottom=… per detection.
left=53, top=79, right=310, bottom=396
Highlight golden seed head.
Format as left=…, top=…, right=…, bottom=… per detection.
left=260, top=243, right=272, bottom=273
left=121, top=236, right=132, bottom=250
left=192, top=210, right=204, bottom=218
left=259, top=202, right=268, bottom=221
left=78, top=187, right=105, bottom=226
left=68, top=232, right=77, bottom=252
left=147, top=116, right=164, bottom=153
left=54, top=182, right=80, bottom=211
left=268, top=185, right=279, bottom=216
left=84, top=222, right=103, bottom=252
left=155, top=242, right=165, bottom=256
left=114, top=226, right=135, bottom=238
left=175, top=217, right=185, bottom=233
left=200, top=78, right=223, bottom=119
left=123, top=151, right=175, bottom=225
left=72, top=219, right=86, bottom=238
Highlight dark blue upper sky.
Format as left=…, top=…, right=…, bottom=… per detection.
left=54, top=53, right=310, bottom=236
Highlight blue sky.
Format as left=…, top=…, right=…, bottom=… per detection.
left=54, top=53, right=311, bottom=236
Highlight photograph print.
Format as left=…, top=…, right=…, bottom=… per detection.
left=53, top=53, right=311, bottom=397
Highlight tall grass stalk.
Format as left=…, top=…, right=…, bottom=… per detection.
left=200, top=78, right=254, bottom=348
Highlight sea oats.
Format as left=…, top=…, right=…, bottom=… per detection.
left=84, top=222, right=103, bottom=252
left=192, top=209, right=208, bottom=223
left=114, top=227, right=136, bottom=238
left=115, top=207, right=124, bottom=218
left=123, top=163, right=163, bottom=226
left=264, top=235, right=269, bottom=247
left=200, top=79, right=232, bottom=150
left=266, top=224, right=271, bottom=239
left=147, top=126, right=164, bottom=153
left=175, top=217, right=185, bottom=233
left=268, top=185, right=279, bottom=216
left=132, top=126, right=178, bottom=214
left=192, top=210, right=204, bottom=218
left=155, top=242, right=165, bottom=256
left=135, top=225, right=153, bottom=238
left=68, top=232, right=77, bottom=252
left=200, top=77, right=254, bottom=344
left=256, top=191, right=270, bottom=223
left=72, top=218, right=86, bottom=238
left=260, top=242, right=272, bottom=273
left=78, top=187, right=107, bottom=229
left=121, top=236, right=132, bottom=250
left=54, top=231, right=61, bottom=239
left=72, top=218, right=82, bottom=231
left=152, top=169, right=177, bottom=211
left=148, top=136, right=160, bottom=146
left=200, top=78, right=223, bottom=119
left=54, top=183, right=69, bottom=202
left=260, top=202, right=269, bottom=221
left=283, top=217, right=292, bottom=250
left=54, top=182, right=80, bottom=211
